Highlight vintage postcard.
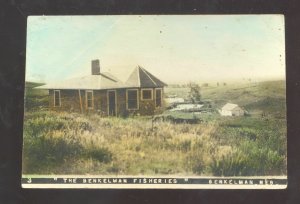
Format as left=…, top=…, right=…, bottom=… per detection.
left=22, top=15, right=287, bottom=189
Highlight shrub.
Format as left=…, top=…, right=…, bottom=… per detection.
left=187, top=151, right=205, bottom=174
left=23, top=111, right=94, bottom=173
left=188, top=82, right=201, bottom=103
left=209, top=151, right=248, bottom=176
left=209, top=141, right=285, bottom=176
left=186, top=137, right=217, bottom=174
left=83, top=146, right=112, bottom=163
left=23, top=131, right=83, bottom=173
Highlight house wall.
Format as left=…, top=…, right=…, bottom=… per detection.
left=94, top=90, right=107, bottom=115
left=49, top=89, right=105, bottom=114
left=138, top=88, right=155, bottom=115
left=116, top=89, right=127, bottom=116
left=49, top=90, right=81, bottom=112
left=48, top=88, right=164, bottom=116
left=125, top=88, right=164, bottom=116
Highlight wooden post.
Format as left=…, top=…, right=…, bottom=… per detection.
left=78, top=89, right=83, bottom=113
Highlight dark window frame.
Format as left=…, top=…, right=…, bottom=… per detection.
left=127, top=89, right=139, bottom=110
left=141, top=88, right=153, bottom=100
left=155, top=88, right=162, bottom=108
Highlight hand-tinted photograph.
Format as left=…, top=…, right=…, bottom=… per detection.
left=22, top=15, right=286, bottom=189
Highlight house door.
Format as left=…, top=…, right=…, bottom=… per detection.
left=155, top=89, right=162, bottom=107
left=108, top=90, right=116, bottom=116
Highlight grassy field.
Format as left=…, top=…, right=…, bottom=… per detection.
left=165, top=80, right=286, bottom=117
left=22, top=80, right=287, bottom=176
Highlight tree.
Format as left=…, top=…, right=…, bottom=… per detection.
left=188, top=82, right=201, bottom=104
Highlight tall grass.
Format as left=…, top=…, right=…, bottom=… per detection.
left=22, top=111, right=286, bottom=176
left=23, top=111, right=112, bottom=174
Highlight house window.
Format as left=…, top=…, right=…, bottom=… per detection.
left=54, top=90, right=61, bottom=107
left=86, top=90, right=94, bottom=109
left=155, top=88, right=162, bottom=107
left=127, top=89, right=138, bottom=110
left=141, top=89, right=153, bottom=100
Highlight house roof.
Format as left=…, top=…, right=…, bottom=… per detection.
left=36, top=72, right=125, bottom=90
left=36, top=66, right=167, bottom=90
left=221, top=103, right=240, bottom=111
left=125, top=66, right=167, bottom=88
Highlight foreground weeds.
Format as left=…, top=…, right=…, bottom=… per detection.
left=22, top=111, right=286, bottom=176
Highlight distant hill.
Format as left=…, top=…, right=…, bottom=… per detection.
left=165, top=80, right=286, bottom=117
left=203, top=80, right=286, bottom=117
left=205, top=80, right=284, bottom=100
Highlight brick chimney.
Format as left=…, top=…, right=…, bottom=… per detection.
left=91, top=59, right=100, bottom=75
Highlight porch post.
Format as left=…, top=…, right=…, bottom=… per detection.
left=78, top=89, right=83, bottom=113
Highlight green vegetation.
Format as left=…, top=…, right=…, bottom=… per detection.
left=22, top=80, right=287, bottom=176
left=23, top=111, right=286, bottom=176
left=187, top=82, right=201, bottom=103
left=25, top=82, right=48, bottom=111
left=166, top=80, right=285, bottom=107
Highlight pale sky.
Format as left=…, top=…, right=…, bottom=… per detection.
left=26, top=15, right=285, bottom=84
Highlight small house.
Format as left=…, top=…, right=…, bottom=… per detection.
left=36, top=59, right=167, bottom=116
left=219, top=103, right=244, bottom=116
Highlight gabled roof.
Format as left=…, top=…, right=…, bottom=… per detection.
left=36, top=72, right=124, bottom=90
left=126, top=66, right=167, bottom=88
left=221, top=103, right=240, bottom=111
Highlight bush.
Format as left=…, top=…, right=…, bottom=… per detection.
left=23, top=131, right=83, bottom=173
left=83, top=146, right=112, bottom=163
left=188, top=151, right=205, bottom=174
left=25, top=96, right=49, bottom=111
left=209, top=141, right=285, bottom=176
left=23, top=111, right=94, bottom=173
left=24, top=111, right=93, bottom=136
left=186, top=138, right=218, bottom=174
